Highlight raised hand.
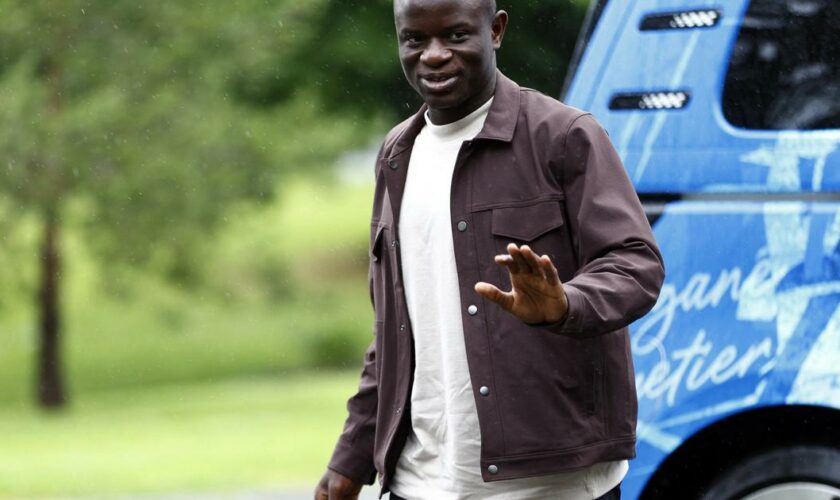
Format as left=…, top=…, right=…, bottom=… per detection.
left=474, top=243, right=568, bottom=325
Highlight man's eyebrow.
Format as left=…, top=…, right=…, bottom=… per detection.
left=398, top=22, right=473, bottom=38
left=445, top=22, right=472, bottom=31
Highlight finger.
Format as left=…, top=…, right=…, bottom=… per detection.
left=315, top=476, right=329, bottom=500
left=540, top=254, right=561, bottom=287
left=328, top=483, right=342, bottom=500
left=494, top=253, right=520, bottom=273
left=336, top=488, right=359, bottom=500
left=508, top=243, right=535, bottom=274
left=519, top=245, right=544, bottom=275
left=475, top=282, right=515, bottom=311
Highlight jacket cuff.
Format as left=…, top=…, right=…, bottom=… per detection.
left=537, top=285, right=586, bottom=336
left=327, top=438, right=378, bottom=486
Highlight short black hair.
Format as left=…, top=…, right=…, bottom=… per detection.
left=394, top=0, right=498, bottom=21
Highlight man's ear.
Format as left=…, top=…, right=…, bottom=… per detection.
left=491, top=10, right=508, bottom=49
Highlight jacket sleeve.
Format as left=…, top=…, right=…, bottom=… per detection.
left=546, top=113, right=665, bottom=337
left=326, top=333, right=378, bottom=485
left=325, top=147, right=386, bottom=485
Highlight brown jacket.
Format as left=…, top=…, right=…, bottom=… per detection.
left=327, top=71, right=664, bottom=492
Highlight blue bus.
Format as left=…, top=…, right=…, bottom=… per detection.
left=563, top=1, right=840, bottom=498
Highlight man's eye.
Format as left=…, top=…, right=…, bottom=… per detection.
left=449, top=32, right=468, bottom=42
left=404, top=35, right=423, bottom=46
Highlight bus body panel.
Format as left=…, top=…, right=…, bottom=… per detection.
left=565, top=0, right=840, bottom=195
left=564, top=1, right=840, bottom=497
left=626, top=200, right=840, bottom=498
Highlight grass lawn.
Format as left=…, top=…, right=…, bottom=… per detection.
left=0, top=372, right=361, bottom=497
left=0, top=178, right=378, bottom=497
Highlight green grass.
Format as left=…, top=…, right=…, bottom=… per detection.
left=0, top=177, right=378, bottom=496
left=0, top=372, right=361, bottom=497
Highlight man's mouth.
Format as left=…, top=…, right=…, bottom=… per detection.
left=420, top=73, right=459, bottom=92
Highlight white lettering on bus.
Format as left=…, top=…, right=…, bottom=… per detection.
left=633, top=265, right=776, bottom=406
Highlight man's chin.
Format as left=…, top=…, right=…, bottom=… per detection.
left=421, top=94, right=466, bottom=112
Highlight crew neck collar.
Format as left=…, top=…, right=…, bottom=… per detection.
left=423, top=97, right=494, bottom=140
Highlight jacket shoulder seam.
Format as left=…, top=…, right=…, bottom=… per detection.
left=560, top=112, right=594, bottom=185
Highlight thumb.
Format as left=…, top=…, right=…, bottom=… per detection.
left=475, top=282, right=514, bottom=311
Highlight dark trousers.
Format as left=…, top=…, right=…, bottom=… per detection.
left=390, top=483, right=621, bottom=499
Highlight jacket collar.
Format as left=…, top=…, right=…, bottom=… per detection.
left=474, top=70, right=520, bottom=143
left=388, top=69, right=520, bottom=159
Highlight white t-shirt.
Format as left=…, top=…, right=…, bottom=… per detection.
left=390, top=98, right=628, bottom=500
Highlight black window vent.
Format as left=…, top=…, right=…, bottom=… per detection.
left=640, top=9, right=722, bottom=31
left=609, top=91, right=691, bottom=111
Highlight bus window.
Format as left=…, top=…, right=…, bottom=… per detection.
left=722, top=0, right=840, bottom=130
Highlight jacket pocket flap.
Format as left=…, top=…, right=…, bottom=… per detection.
left=491, top=201, right=565, bottom=241
left=370, top=223, right=386, bottom=261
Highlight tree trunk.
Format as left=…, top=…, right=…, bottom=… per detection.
left=37, top=213, right=65, bottom=408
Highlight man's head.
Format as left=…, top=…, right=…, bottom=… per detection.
left=394, top=0, right=507, bottom=124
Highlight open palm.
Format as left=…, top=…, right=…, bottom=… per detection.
left=475, top=243, right=568, bottom=325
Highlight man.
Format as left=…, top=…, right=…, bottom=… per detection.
left=315, top=0, right=664, bottom=498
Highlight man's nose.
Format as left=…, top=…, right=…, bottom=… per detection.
left=420, top=39, right=452, bottom=67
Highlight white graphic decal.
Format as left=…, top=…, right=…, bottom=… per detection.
left=636, top=131, right=840, bottom=451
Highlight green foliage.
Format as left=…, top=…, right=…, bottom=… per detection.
left=306, top=322, right=371, bottom=368
left=0, top=0, right=383, bottom=283
left=0, top=179, right=376, bottom=405
left=0, top=0, right=593, bottom=491
left=0, top=0, right=587, bottom=285
left=0, top=266, right=374, bottom=405
left=497, top=0, right=590, bottom=96
left=207, top=177, right=373, bottom=302
left=277, top=0, right=589, bottom=119
left=0, top=0, right=591, bottom=401
left=0, top=200, right=38, bottom=314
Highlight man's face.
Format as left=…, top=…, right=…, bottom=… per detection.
left=394, top=0, right=507, bottom=124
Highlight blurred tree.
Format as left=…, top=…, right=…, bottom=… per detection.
left=268, top=0, right=589, bottom=120
left=0, top=0, right=345, bottom=408
left=0, top=0, right=588, bottom=408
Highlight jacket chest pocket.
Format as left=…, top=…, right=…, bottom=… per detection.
left=490, top=200, right=577, bottom=284
left=369, top=222, right=386, bottom=262
left=369, top=222, right=393, bottom=323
